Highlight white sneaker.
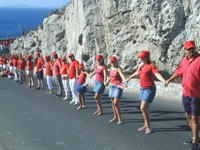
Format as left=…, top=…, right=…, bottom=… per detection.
left=63, top=97, right=69, bottom=101
left=69, top=100, right=75, bottom=104
left=74, top=102, right=78, bottom=106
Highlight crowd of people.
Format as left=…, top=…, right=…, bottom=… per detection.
left=0, top=40, right=199, bottom=150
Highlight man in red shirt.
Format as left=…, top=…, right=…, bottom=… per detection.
left=166, top=41, right=200, bottom=150
left=52, top=52, right=63, bottom=97
left=68, top=53, right=79, bottom=105
left=35, top=52, right=44, bottom=90
left=17, top=54, right=26, bottom=84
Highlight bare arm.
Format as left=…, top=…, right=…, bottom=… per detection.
left=118, top=68, right=127, bottom=83
left=127, top=71, right=140, bottom=83
left=105, top=78, right=111, bottom=87
left=155, top=73, right=165, bottom=82
left=103, top=68, right=107, bottom=85
left=76, top=67, right=79, bottom=78
left=89, top=70, right=96, bottom=79
left=165, top=73, right=179, bottom=87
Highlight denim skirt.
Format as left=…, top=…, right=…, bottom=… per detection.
left=139, top=86, right=156, bottom=103
left=93, top=80, right=105, bottom=94
left=76, top=83, right=87, bottom=93
left=109, top=85, right=123, bottom=98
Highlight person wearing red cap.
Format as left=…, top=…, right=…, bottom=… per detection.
left=52, top=52, right=63, bottom=97
left=13, top=55, right=19, bottom=81
left=90, top=55, right=107, bottom=116
left=0, top=55, right=3, bottom=75
left=105, top=56, right=127, bottom=125
left=9, top=55, right=15, bottom=77
left=76, top=64, right=88, bottom=110
left=26, top=55, right=34, bottom=88
left=127, top=51, right=165, bottom=134
left=45, top=55, right=54, bottom=94
left=60, top=57, right=70, bottom=101
left=165, top=41, right=200, bottom=150
left=2, top=55, right=9, bottom=72
left=17, top=54, right=26, bottom=84
left=68, top=53, right=79, bottom=105
left=35, top=52, right=44, bottom=90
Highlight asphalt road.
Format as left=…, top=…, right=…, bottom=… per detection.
left=0, top=77, right=193, bottom=150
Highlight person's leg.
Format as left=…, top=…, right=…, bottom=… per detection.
left=93, top=93, right=100, bottom=115
left=66, top=79, right=70, bottom=99
left=41, top=80, right=44, bottom=89
left=62, top=78, right=69, bottom=99
left=82, top=93, right=85, bottom=108
left=54, top=76, right=59, bottom=95
left=192, top=115, right=199, bottom=144
left=139, top=101, right=150, bottom=132
left=71, top=78, right=78, bottom=104
left=37, top=72, right=40, bottom=88
left=40, top=71, right=44, bottom=89
left=110, top=98, right=117, bottom=122
left=28, top=75, right=31, bottom=87
left=113, top=98, right=122, bottom=124
left=145, top=103, right=152, bottom=134
left=62, top=79, right=67, bottom=97
left=58, top=76, right=63, bottom=95
left=23, top=71, right=26, bottom=83
left=77, top=93, right=82, bottom=110
left=69, top=79, right=75, bottom=103
left=48, top=76, right=53, bottom=94
left=31, top=75, right=34, bottom=87
left=96, top=94, right=104, bottom=116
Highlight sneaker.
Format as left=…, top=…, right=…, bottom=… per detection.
left=69, top=100, right=75, bottom=104
left=63, top=97, right=68, bottom=101
left=57, top=94, right=62, bottom=97
left=74, top=102, right=79, bottom=106
left=184, top=138, right=193, bottom=145
left=190, top=143, right=199, bottom=150
left=41, top=87, right=44, bottom=90
left=48, top=91, right=53, bottom=95
left=36, top=87, right=40, bottom=90
left=184, top=138, right=200, bottom=145
left=19, top=82, right=22, bottom=84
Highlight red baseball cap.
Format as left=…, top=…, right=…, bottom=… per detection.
left=79, top=64, right=84, bottom=69
left=45, top=55, right=50, bottom=59
left=36, top=52, right=40, bottom=56
left=184, top=41, right=196, bottom=49
left=61, top=57, right=66, bottom=61
left=19, top=54, right=22, bottom=57
left=138, top=51, right=150, bottom=58
left=27, top=55, right=32, bottom=59
left=52, top=52, right=57, bottom=57
left=96, top=55, right=103, bottom=60
left=68, top=53, right=74, bottom=57
left=110, top=56, right=117, bottom=62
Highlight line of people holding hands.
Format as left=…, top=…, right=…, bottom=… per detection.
left=0, top=40, right=200, bottom=150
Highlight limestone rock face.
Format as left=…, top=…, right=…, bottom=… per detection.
left=10, top=0, right=200, bottom=75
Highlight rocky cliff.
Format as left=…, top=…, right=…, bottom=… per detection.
left=10, top=0, right=200, bottom=75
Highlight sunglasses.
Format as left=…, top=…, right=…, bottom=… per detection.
left=185, top=48, right=195, bottom=51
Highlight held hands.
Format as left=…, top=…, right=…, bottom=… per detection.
left=104, top=81, right=109, bottom=87
left=164, top=80, right=170, bottom=87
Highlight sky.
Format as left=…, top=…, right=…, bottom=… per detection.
left=0, top=0, right=72, bottom=8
